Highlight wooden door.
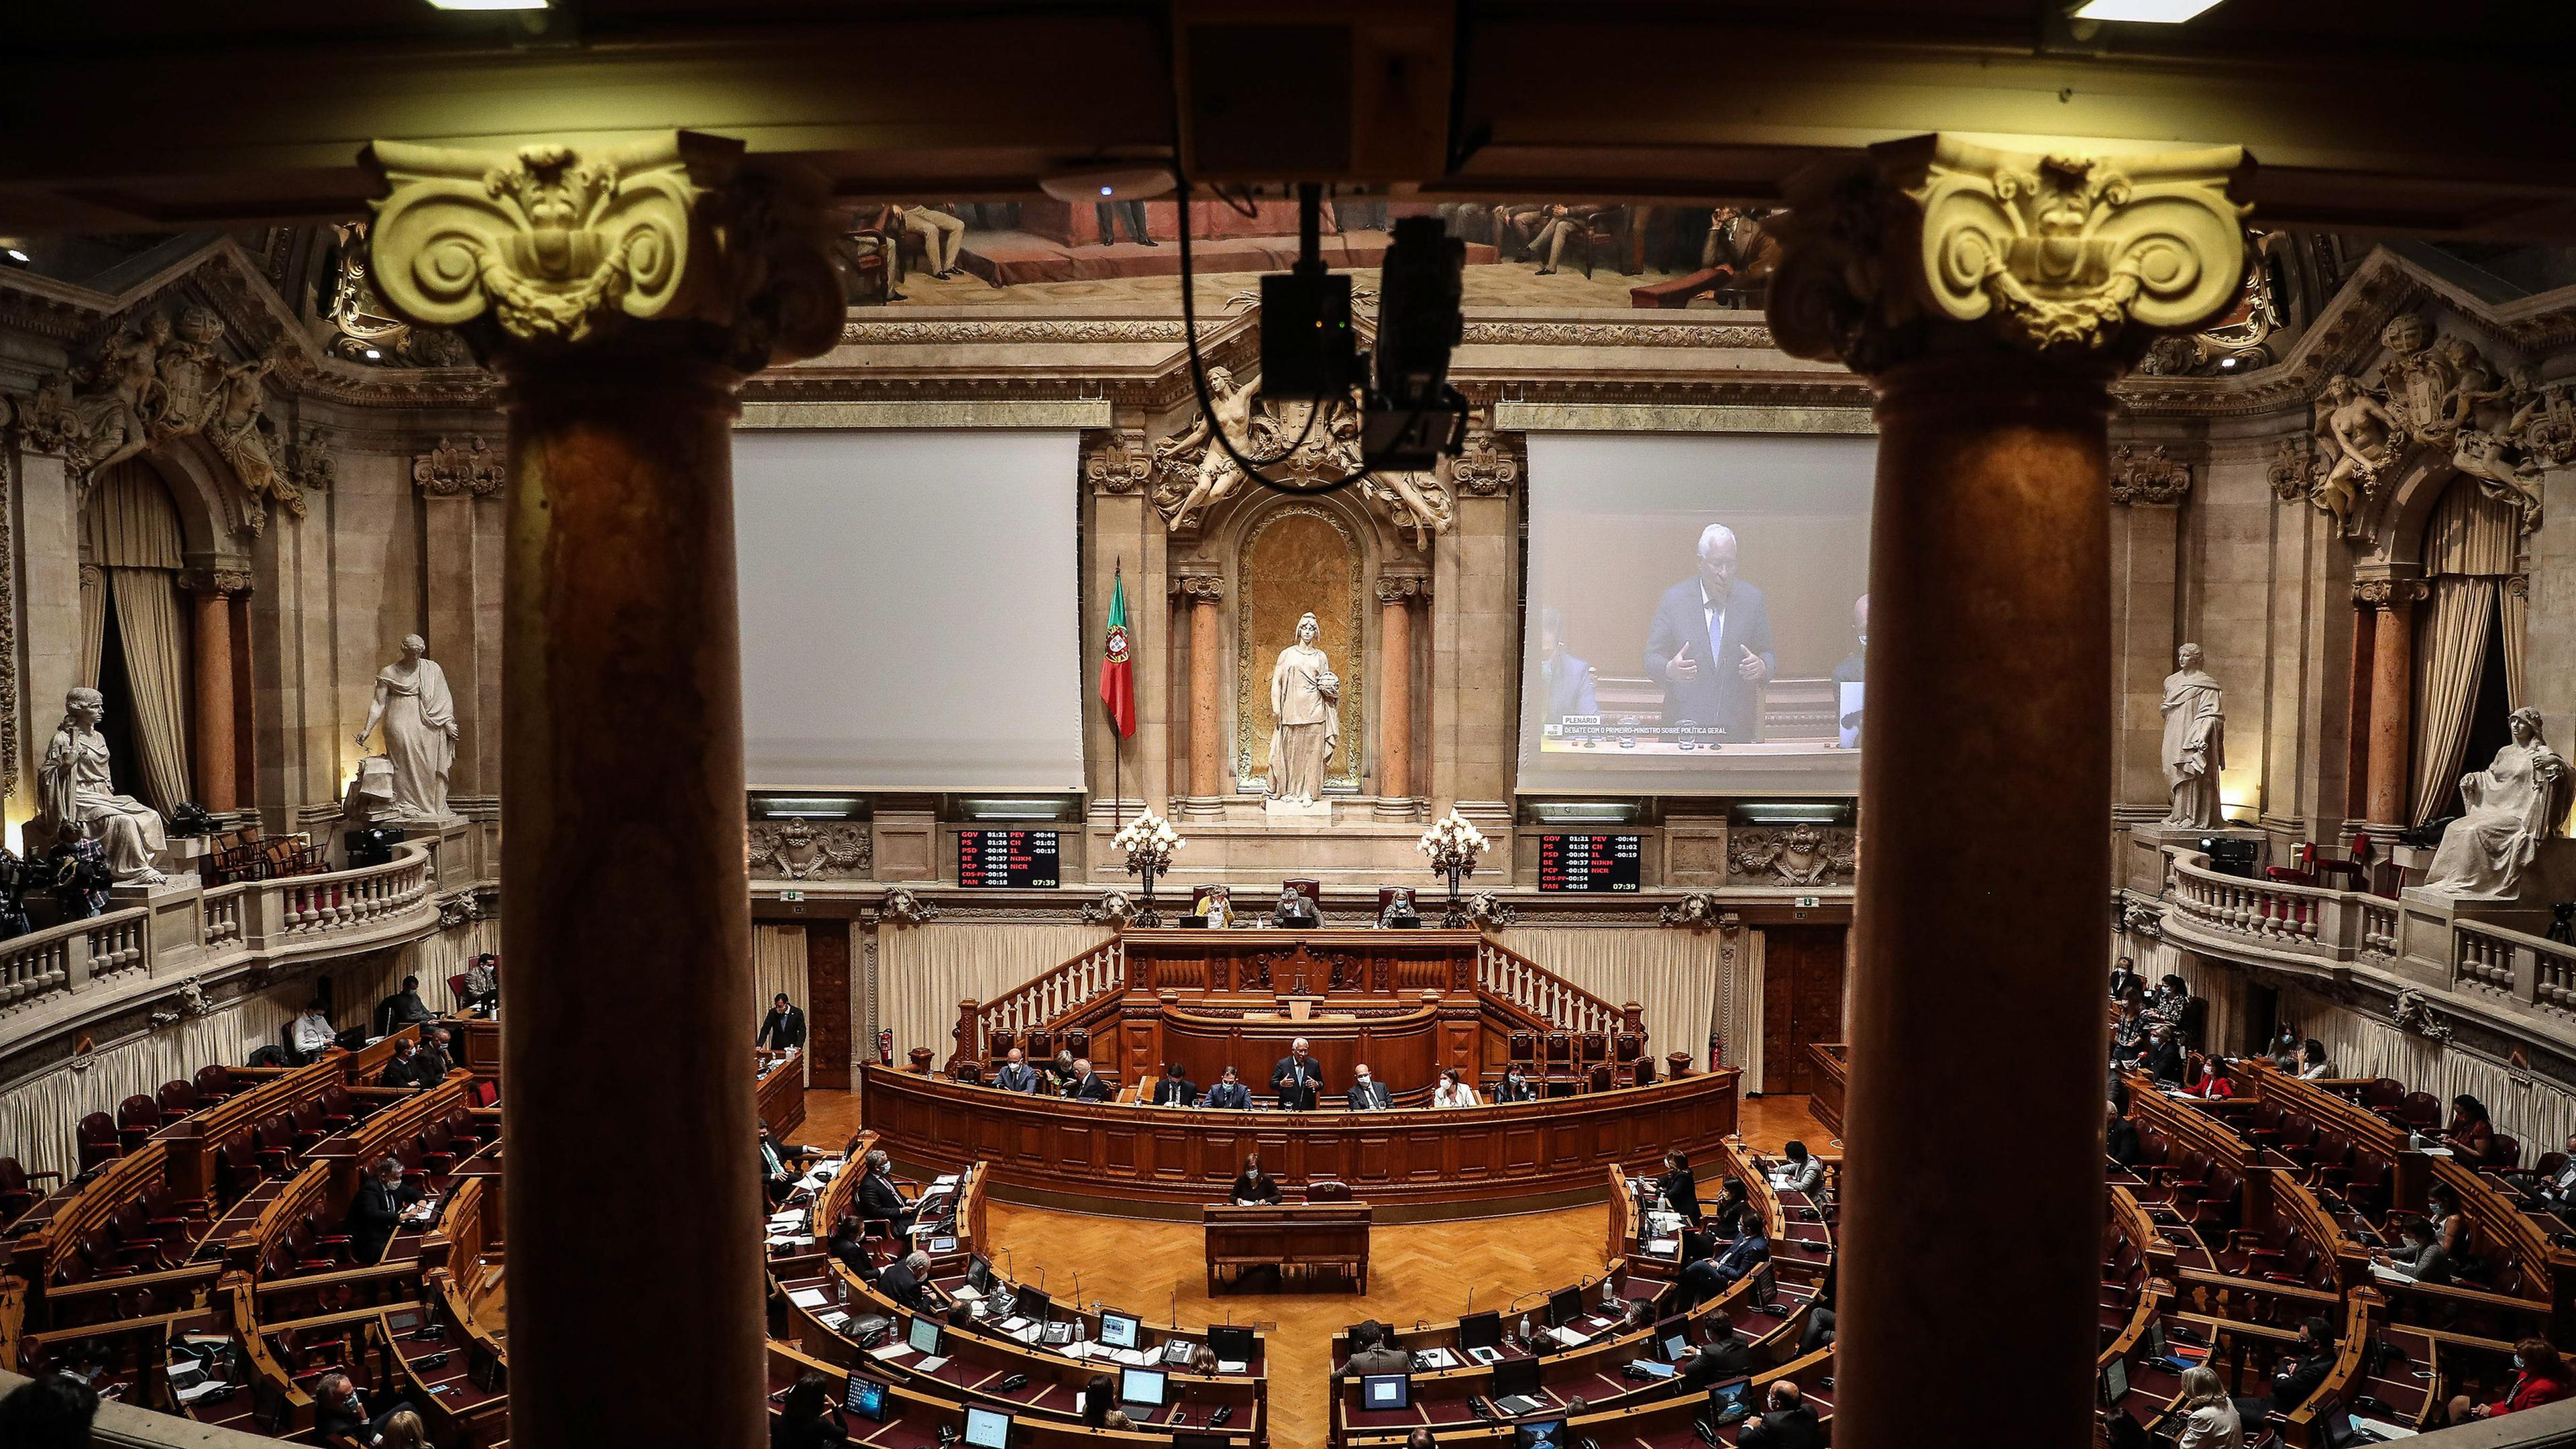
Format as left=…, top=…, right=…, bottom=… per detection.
left=806, top=922, right=853, bottom=1090
left=1760, top=926, right=1847, bottom=1096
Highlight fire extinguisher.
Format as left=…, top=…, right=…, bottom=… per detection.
left=876, top=1030, right=894, bottom=1067
left=1709, top=1032, right=1723, bottom=1072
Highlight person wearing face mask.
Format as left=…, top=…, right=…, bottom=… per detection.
left=1346, top=1064, right=1392, bottom=1110
left=2449, top=1338, right=2571, bottom=1422
left=312, top=1372, right=415, bottom=1442
left=2231, top=1317, right=2335, bottom=1424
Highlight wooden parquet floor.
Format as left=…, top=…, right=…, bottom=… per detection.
left=795, top=1089, right=1829, bottom=1448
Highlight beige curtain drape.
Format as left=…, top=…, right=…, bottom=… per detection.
left=2502, top=581, right=2529, bottom=710
left=877, top=922, right=1114, bottom=1067
left=1737, top=930, right=1766, bottom=1086
left=109, top=567, right=193, bottom=811
left=2286, top=986, right=2576, bottom=1159
left=1490, top=925, right=1727, bottom=1071
left=2411, top=576, right=2496, bottom=825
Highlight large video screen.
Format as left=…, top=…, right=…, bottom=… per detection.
left=1517, top=432, right=1875, bottom=796
left=734, top=429, right=1085, bottom=792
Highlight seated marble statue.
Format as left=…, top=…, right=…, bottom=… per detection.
left=36, top=687, right=168, bottom=885
left=2422, top=708, right=2571, bottom=900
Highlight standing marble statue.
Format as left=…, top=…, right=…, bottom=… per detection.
left=356, top=634, right=458, bottom=821
left=36, top=687, right=168, bottom=883
left=2159, top=643, right=2226, bottom=828
left=1265, top=612, right=1341, bottom=804
left=2423, top=708, right=2571, bottom=899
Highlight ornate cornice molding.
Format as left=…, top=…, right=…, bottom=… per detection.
left=1459, top=320, right=1774, bottom=350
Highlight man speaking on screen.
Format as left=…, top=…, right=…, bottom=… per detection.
left=1644, top=523, right=1775, bottom=743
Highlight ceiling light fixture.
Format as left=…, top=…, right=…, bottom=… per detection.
left=2068, top=0, right=2226, bottom=21
left=0, top=248, right=29, bottom=268
left=425, top=0, right=547, bottom=10
left=363, top=348, right=384, bottom=360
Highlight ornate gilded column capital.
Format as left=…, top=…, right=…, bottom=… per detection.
left=1083, top=428, right=1152, bottom=495
left=1766, top=136, right=2255, bottom=374
left=360, top=131, right=841, bottom=374
left=414, top=435, right=506, bottom=497
left=1171, top=570, right=1225, bottom=604
left=178, top=566, right=256, bottom=598
left=2353, top=578, right=2429, bottom=608
left=1375, top=574, right=1430, bottom=606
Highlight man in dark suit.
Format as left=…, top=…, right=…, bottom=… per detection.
left=2106, top=1101, right=2141, bottom=1167
left=1148, top=1062, right=1199, bottom=1107
left=1737, top=1382, right=1824, bottom=1449
left=1272, top=1038, right=1324, bottom=1110
left=2108, top=955, right=2143, bottom=1003
left=1705, top=1218, right=1770, bottom=1291
left=1347, top=1064, right=1393, bottom=1110
left=374, top=976, right=434, bottom=1038
left=1657, top=1149, right=1703, bottom=1225
left=1536, top=607, right=1597, bottom=729
left=878, top=1250, right=943, bottom=1313
left=2234, top=1316, right=2336, bottom=1424
left=1344, top=1320, right=1412, bottom=1375
left=345, top=1155, right=421, bottom=1265
left=853, top=1148, right=914, bottom=1235
left=1064, top=1059, right=1114, bottom=1101
left=1200, top=1065, right=1253, bottom=1110
left=757, top=993, right=807, bottom=1051
left=2136, top=1022, right=2184, bottom=1084
left=1679, top=1313, right=1756, bottom=1389
left=992, top=1048, right=1043, bottom=1094
left=415, top=1026, right=454, bottom=1082
left=1643, top=523, right=1775, bottom=743
left=378, top=1037, right=426, bottom=1089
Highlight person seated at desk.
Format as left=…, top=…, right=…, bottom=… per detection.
left=758, top=992, right=808, bottom=1052
left=773, top=1368, right=851, bottom=1449
left=375, top=975, right=435, bottom=1038
left=1493, top=1063, right=1538, bottom=1104
left=1657, top=1149, right=1703, bottom=1224
left=2375, top=1216, right=2453, bottom=1285
left=2297, top=1038, right=2337, bottom=1081
left=459, top=953, right=498, bottom=1011
left=1405, top=1430, right=1436, bottom=1449
left=1348, top=1063, right=1393, bottom=1110
left=1273, top=1038, right=1325, bottom=1110
left=993, top=1047, right=1043, bottom=1094
left=289, top=998, right=337, bottom=1066
left=1064, top=1058, right=1114, bottom=1101
left=416, top=1026, right=455, bottom=1081
left=825, top=1215, right=879, bottom=1282
left=2449, top=1338, right=2572, bottom=1424
left=1737, top=1381, right=1823, bottom=1449
left=2441, top=1094, right=2497, bottom=1165
left=2108, top=1100, right=2141, bottom=1169
left=1046, top=1047, right=1081, bottom=1087
left=2108, top=955, right=2143, bottom=1003
left=1344, top=1320, right=1412, bottom=1375
left=311, top=1372, right=415, bottom=1444
left=2426, top=1185, right=2473, bottom=1271
left=1081, top=1373, right=1137, bottom=1432
left=2232, top=1316, right=2335, bottom=1425
left=1680, top=1311, right=1757, bottom=1389
left=1705, top=1177, right=1751, bottom=1240
left=853, top=1148, right=915, bottom=1235
left=1432, top=1069, right=1480, bottom=1108
left=378, top=1037, right=427, bottom=1089
left=2536, top=1134, right=2576, bottom=1214
left=1148, top=1061, right=1200, bottom=1106
left=1230, top=1152, right=1284, bottom=1205
left=2132, top=1022, right=2184, bottom=1084
left=1273, top=884, right=1322, bottom=928
left=1705, top=1217, right=1772, bottom=1292
left=1201, top=1065, right=1254, bottom=1110
left=2186, top=1055, right=2238, bottom=1099
left=347, top=1154, right=423, bottom=1265
left=761, top=1126, right=804, bottom=1207
left=878, top=1250, right=947, bottom=1313
left=2169, top=1365, right=2241, bottom=1449
left=1773, top=1140, right=1824, bottom=1196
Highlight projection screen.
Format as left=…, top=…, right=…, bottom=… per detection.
left=1517, top=431, right=1876, bottom=797
left=734, top=429, right=1085, bottom=792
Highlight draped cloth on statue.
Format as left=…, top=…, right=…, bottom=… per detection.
left=40, top=727, right=167, bottom=879
left=2424, top=737, right=2571, bottom=900
left=376, top=657, right=458, bottom=820
left=2159, top=666, right=2226, bottom=828
left=1265, top=641, right=1339, bottom=804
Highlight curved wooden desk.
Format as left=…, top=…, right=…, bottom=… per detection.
left=860, top=1063, right=1739, bottom=1222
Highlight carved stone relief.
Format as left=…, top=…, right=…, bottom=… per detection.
left=2108, top=443, right=2193, bottom=506
left=1150, top=374, right=1452, bottom=548
left=1083, top=427, right=1152, bottom=495
left=414, top=436, right=506, bottom=497
left=1659, top=893, right=1730, bottom=928
left=748, top=818, right=873, bottom=880
left=1727, top=825, right=1859, bottom=887
left=877, top=887, right=941, bottom=925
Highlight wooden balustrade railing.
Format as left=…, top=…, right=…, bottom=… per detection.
left=1474, top=938, right=1635, bottom=1040
left=2453, top=918, right=2576, bottom=1021
left=952, top=936, right=1127, bottom=1070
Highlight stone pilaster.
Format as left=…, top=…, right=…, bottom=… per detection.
left=1766, top=134, right=2253, bottom=1449
left=1171, top=568, right=1226, bottom=818
left=1374, top=572, right=1428, bottom=818
left=364, top=130, right=841, bottom=1449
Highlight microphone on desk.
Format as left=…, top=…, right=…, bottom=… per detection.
left=1002, top=1248, right=1015, bottom=1282
left=1172, top=1289, right=1180, bottom=1328
left=1073, top=1271, right=1082, bottom=1305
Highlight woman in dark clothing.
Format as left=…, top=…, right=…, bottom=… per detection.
left=772, top=1370, right=849, bottom=1448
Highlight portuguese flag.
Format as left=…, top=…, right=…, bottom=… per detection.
left=1099, top=565, right=1136, bottom=739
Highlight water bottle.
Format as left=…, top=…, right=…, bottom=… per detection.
left=1602, top=1277, right=1617, bottom=1309
left=1519, top=1313, right=1532, bottom=1344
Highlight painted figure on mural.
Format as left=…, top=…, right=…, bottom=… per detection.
left=1265, top=612, right=1340, bottom=804
left=356, top=634, right=458, bottom=821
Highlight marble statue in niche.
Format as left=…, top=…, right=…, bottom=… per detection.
left=36, top=687, right=168, bottom=884
left=356, top=634, right=459, bottom=821
left=2423, top=708, right=2570, bottom=900
left=2159, top=643, right=2226, bottom=828
left=1265, top=612, right=1340, bottom=805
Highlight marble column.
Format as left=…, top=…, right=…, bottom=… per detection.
left=1764, top=136, right=2253, bottom=1449
left=1174, top=570, right=1225, bottom=816
left=182, top=568, right=250, bottom=813
left=2357, top=578, right=2426, bottom=828
left=364, top=133, right=841, bottom=1449
left=1375, top=574, right=1425, bottom=818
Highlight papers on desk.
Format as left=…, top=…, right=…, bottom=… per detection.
left=871, top=1342, right=917, bottom=1362
left=999, top=1316, right=1034, bottom=1336
left=788, top=1287, right=832, bottom=1309
left=915, top=1355, right=951, bottom=1375
left=765, top=1234, right=816, bottom=1250
left=1644, top=1238, right=1680, bottom=1258
left=2368, top=1263, right=2418, bottom=1285
left=767, top=1210, right=808, bottom=1230
left=174, top=1380, right=235, bottom=1403
left=1466, top=1346, right=1503, bottom=1366
left=1548, top=1325, right=1589, bottom=1348
left=1413, top=1348, right=1460, bottom=1371
left=1218, top=1360, right=1249, bottom=1375
left=2350, top=1415, right=2417, bottom=1440
left=1646, top=1210, right=1684, bottom=1233
left=1060, top=1340, right=1093, bottom=1360
left=2417, top=1146, right=2455, bottom=1158
left=934, top=1174, right=962, bottom=1187
left=951, top=1285, right=984, bottom=1303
